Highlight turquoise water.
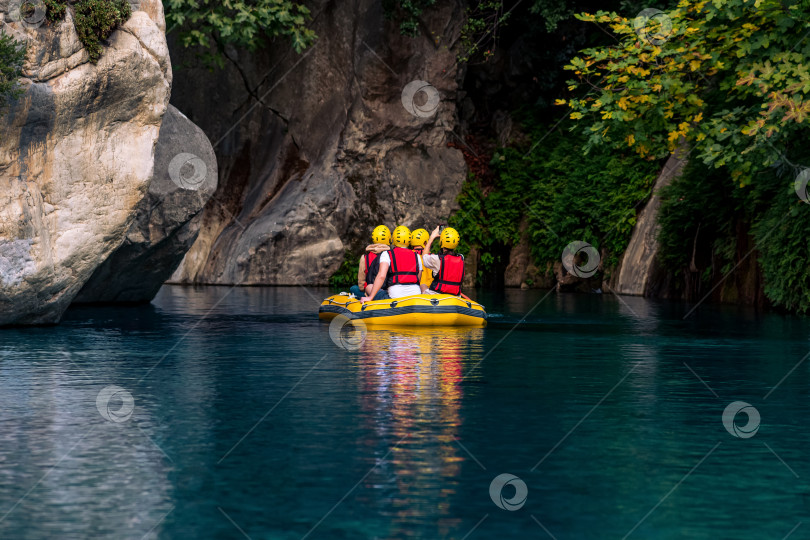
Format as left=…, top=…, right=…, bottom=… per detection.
left=1, top=286, right=809, bottom=539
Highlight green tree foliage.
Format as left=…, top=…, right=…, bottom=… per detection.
left=521, top=132, right=661, bottom=269
left=658, top=152, right=810, bottom=312
left=457, top=0, right=671, bottom=65
left=561, top=0, right=810, bottom=311
left=0, top=33, right=25, bottom=109
left=753, top=177, right=810, bottom=313
left=382, top=0, right=436, bottom=37
left=458, top=1, right=511, bottom=63
left=656, top=161, right=743, bottom=277
left=451, top=123, right=660, bottom=282
left=164, top=0, right=316, bottom=66
left=329, top=250, right=359, bottom=289
left=528, top=0, right=674, bottom=31
left=562, top=0, right=809, bottom=183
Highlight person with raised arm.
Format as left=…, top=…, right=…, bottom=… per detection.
left=421, top=226, right=467, bottom=298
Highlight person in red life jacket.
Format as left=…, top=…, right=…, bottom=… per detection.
left=349, top=225, right=391, bottom=300
left=421, top=226, right=466, bottom=297
left=362, top=225, right=423, bottom=302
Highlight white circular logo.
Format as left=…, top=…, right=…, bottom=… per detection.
left=561, top=241, right=600, bottom=278
left=168, top=153, right=208, bottom=190
left=328, top=314, right=367, bottom=351
left=722, top=401, right=760, bottom=439
left=96, top=385, right=135, bottom=423
left=401, top=80, right=440, bottom=118
left=8, top=0, right=46, bottom=28
left=633, top=8, right=673, bottom=46
left=489, top=473, right=528, bottom=511
left=794, top=168, right=809, bottom=203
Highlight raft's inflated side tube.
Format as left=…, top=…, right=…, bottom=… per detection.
left=318, top=293, right=487, bottom=327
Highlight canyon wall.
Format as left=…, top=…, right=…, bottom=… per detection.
left=168, top=0, right=467, bottom=285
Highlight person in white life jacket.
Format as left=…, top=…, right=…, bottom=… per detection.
left=421, top=226, right=465, bottom=296
left=349, top=225, right=391, bottom=300
left=362, top=225, right=423, bottom=302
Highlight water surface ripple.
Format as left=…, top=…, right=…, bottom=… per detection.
left=1, top=286, right=809, bottom=539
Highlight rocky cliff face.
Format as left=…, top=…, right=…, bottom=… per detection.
left=73, top=105, right=217, bottom=304
left=168, top=0, right=466, bottom=286
left=0, top=0, right=213, bottom=324
left=503, top=218, right=554, bottom=290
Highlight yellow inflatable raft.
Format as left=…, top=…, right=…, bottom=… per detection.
left=318, top=293, right=487, bottom=327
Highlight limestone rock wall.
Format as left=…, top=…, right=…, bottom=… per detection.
left=168, top=0, right=467, bottom=286
left=0, top=0, right=172, bottom=324
left=73, top=105, right=217, bottom=304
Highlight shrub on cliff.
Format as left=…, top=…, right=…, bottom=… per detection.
left=72, top=0, right=131, bottom=62
left=382, top=0, right=436, bottom=37
left=329, top=251, right=359, bottom=289
left=0, top=33, right=25, bottom=110
left=43, top=0, right=67, bottom=22
left=44, top=0, right=131, bottom=63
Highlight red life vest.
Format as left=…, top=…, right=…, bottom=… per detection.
left=412, top=247, right=423, bottom=255
left=431, top=253, right=464, bottom=295
left=386, top=247, right=419, bottom=286
left=363, top=251, right=380, bottom=288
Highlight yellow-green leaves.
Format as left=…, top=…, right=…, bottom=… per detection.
left=561, top=0, right=809, bottom=182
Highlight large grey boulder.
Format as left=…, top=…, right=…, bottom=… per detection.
left=73, top=105, right=217, bottom=303
left=0, top=0, right=171, bottom=325
left=168, top=0, right=467, bottom=285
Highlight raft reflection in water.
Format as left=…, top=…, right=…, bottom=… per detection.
left=352, top=327, right=485, bottom=537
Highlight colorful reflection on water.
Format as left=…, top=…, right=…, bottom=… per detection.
left=355, top=328, right=483, bottom=536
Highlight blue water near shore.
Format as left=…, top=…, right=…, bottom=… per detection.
left=1, top=285, right=810, bottom=539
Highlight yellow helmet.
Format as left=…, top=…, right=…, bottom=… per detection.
left=392, top=226, right=411, bottom=248
left=371, top=225, right=390, bottom=245
left=411, top=228, right=428, bottom=247
left=440, top=227, right=460, bottom=249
